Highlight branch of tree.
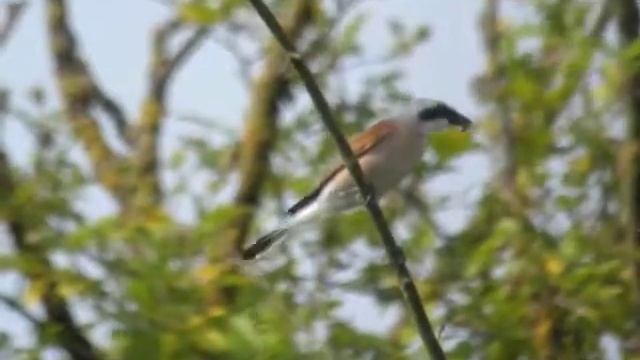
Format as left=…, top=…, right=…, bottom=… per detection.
left=0, top=294, right=40, bottom=325
left=0, top=151, right=99, bottom=360
left=149, top=20, right=209, bottom=100
left=247, top=1, right=446, bottom=358
left=46, top=0, right=128, bottom=141
left=0, top=1, right=26, bottom=48
left=45, top=0, right=128, bottom=202
left=94, top=88, right=129, bottom=144
left=132, top=19, right=209, bottom=209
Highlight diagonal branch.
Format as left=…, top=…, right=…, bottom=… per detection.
left=148, top=20, right=209, bottom=100
left=0, top=294, right=40, bottom=325
left=247, top=1, right=446, bottom=358
left=46, top=0, right=128, bottom=202
left=132, top=19, right=209, bottom=209
left=46, top=0, right=127, bottom=142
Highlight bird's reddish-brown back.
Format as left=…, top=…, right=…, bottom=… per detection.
left=346, top=120, right=399, bottom=156
left=286, top=120, right=398, bottom=215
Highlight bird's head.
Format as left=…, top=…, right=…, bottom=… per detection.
left=412, top=99, right=472, bottom=133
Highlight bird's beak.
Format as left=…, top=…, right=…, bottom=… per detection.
left=448, top=111, right=472, bottom=132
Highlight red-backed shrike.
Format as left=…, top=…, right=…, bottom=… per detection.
left=242, top=99, right=472, bottom=260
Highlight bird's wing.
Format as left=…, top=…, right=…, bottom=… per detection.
left=287, top=120, right=398, bottom=215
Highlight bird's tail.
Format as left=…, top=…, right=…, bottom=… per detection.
left=242, top=201, right=324, bottom=260
left=241, top=227, right=289, bottom=260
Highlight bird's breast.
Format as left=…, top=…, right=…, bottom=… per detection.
left=319, top=128, right=425, bottom=212
left=363, top=130, right=425, bottom=193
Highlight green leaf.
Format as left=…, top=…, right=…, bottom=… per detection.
left=336, top=13, right=367, bottom=54
left=429, top=129, right=474, bottom=161
left=465, top=218, right=520, bottom=277
left=122, top=330, right=161, bottom=360
left=179, top=0, right=241, bottom=25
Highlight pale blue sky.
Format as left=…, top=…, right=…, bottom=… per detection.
left=0, top=0, right=488, bottom=357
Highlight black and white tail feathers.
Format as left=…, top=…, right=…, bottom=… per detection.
left=241, top=228, right=289, bottom=260
left=241, top=197, right=326, bottom=260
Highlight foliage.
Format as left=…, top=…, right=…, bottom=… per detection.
left=0, top=0, right=639, bottom=359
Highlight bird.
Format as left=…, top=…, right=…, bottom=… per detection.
left=241, top=98, right=472, bottom=260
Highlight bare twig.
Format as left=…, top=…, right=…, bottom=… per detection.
left=247, top=1, right=446, bottom=358
left=149, top=20, right=209, bottom=99
left=132, top=19, right=209, bottom=208
left=94, top=88, right=129, bottom=143
left=0, top=294, right=40, bottom=325
left=210, top=31, right=256, bottom=87
left=0, top=1, right=26, bottom=48
left=299, top=0, right=364, bottom=73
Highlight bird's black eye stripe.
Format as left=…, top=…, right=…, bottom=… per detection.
left=418, top=103, right=453, bottom=122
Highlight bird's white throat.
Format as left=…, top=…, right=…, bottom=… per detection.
left=419, top=118, right=450, bottom=133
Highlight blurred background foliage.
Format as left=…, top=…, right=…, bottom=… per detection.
left=0, top=0, right=639, bottom=359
